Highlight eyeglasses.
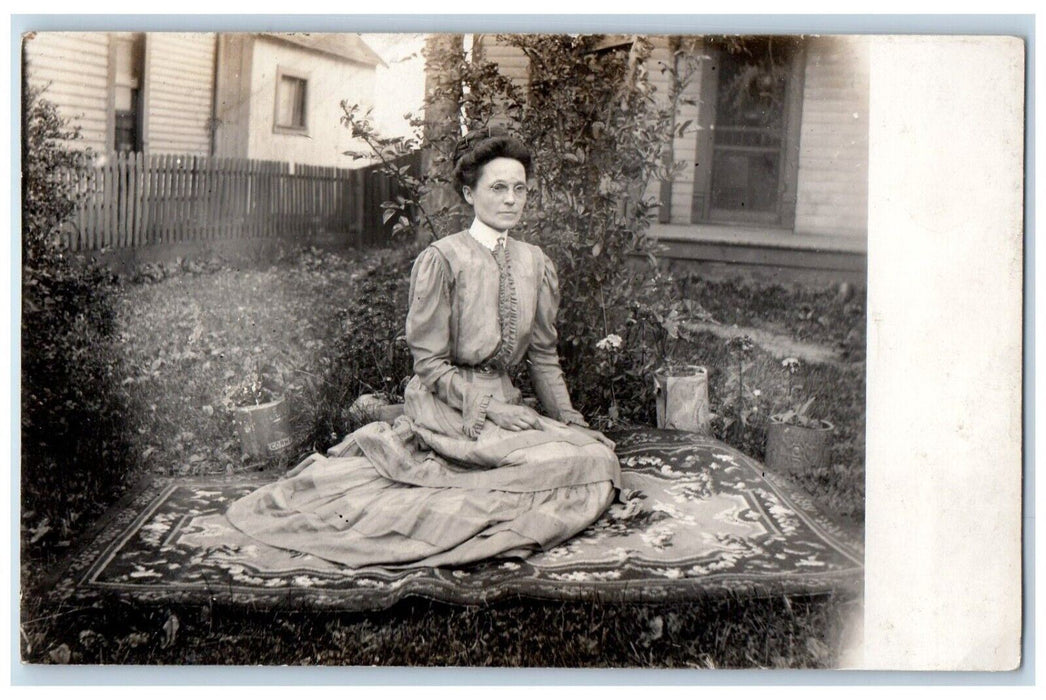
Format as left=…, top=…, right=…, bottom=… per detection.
left=488, top=183, right=529, bottom=198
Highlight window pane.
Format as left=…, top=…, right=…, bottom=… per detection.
left=277, top=75, right=306, bottom=128
left=710, top=150, right=780, bottom=212
left=707, top=37, right=794, bottom=219
left=114, top=40, right=135, bottom=85
left=115, top=85, right=134, bottom=112
left=115, top=111, right=137, bottom=153
left=292, top=79, right=305, bottom=126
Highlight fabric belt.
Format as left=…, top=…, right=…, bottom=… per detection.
left=458, top=366, right=522, bottom=405
left=461, top=364, right=502, bottom=377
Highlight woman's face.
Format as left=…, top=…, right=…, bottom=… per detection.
left=463, top=157, right=527, bottom=232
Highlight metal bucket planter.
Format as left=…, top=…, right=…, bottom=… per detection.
left=233, top=397, right=293, bottom=461
left=765, top=414, right=834, bottom=475
left=654, top=365, right=711, bottom=435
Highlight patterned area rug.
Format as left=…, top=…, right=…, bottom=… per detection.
left=53, top=429, right=863, bottom=611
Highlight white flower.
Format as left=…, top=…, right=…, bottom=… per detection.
left=596, top=333, right=624, bottom=352
left=752, top=389, right=761, bottom=397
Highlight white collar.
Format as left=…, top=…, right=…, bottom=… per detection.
left=468, top=218, right=508, bottom=251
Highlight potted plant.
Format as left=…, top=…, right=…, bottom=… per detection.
left=225, top=360, right=293, bottom=462
left=654, top=361, right=711, bottom=435
left=765, top=357, right=834, bottom=475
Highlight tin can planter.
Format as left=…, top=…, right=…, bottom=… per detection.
left=233, top=397, right=293, bottom=461
left=765, top=414, right=834, bottom=475
left=654, top=365, right=711, bottom=435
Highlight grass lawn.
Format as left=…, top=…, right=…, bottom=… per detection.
left=21, top=244, right=865, bottom=668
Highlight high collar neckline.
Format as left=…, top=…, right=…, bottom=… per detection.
left=467, top=218, right=508, bottom=251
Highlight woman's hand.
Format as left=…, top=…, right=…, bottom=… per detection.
left=486, top=399, right=543, bottom=432
left=568, top=424, right=617, bottom=450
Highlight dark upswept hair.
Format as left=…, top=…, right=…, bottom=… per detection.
left=452, top=127, right=533, bottom=201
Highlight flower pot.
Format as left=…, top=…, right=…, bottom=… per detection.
left=233, top=397, right=293, bottom=460
left=765, top=414, right=834, bottom=475
left=654, top=365, right=711, bottom=435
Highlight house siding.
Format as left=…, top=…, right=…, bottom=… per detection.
left=656, top=38, right=707, bottom=224
left=794, top=35, right=869, bottom=237
left=23, top=32, right=111, bottom=152
left=143, top=33, right=216, bottom=155
left=643, top=36, right=677, bottom=209
left=475, top=37, right=528, bottom=87
left=247, top=36, right=376, bottom=168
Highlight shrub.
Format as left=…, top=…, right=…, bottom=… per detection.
left=300, top=248, right=416, bottom=448
left=21, top=87, right=133, bottom=554
left=22, top=83, right=88, bottom=268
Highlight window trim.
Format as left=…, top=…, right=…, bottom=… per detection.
left=108, top=32, right=145, bottom=153
left=272, top=66, right=309, bottom=136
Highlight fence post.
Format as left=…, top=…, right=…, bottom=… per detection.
left=159, top=153, right=168, bottom=245
left=131, top=151, right=141, bottom=247
left=88, top=159, right=98, bottom=250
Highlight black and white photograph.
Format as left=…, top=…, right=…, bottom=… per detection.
left=14, top=19, right=1025, bottom=676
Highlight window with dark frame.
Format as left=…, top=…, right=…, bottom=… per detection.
left=691, top=36, right=805, bottom=228
left=274, top=71, right=308, bottom=133
left=112, top=33, right=144, bottom=153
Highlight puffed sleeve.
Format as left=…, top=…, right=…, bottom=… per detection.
left=527, top=250, right=589, bottom=427
left=406, top=246, right=493, bottom=439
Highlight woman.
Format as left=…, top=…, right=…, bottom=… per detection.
left=226, top=129, right=620, bottom=568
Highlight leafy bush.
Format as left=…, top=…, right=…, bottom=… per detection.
left=22, top=84, right=89, bottom=268
left=300, top=248, right=416, bottom=447
left=21, top=87, right=135, bottom=551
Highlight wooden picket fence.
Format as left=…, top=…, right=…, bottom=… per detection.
left=61, top=151, right=422, bottom=252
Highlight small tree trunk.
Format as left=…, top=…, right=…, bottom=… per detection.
left=419, top=33, right=465, bottom=243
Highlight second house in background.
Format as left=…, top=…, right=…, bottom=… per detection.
left=214, top=33, right=385, bottom=167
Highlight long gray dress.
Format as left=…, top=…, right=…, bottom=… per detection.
left=225, top=231, right=620, bottom=568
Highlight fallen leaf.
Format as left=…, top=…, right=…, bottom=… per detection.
left=29, top=518, right=51, bottom=544
left=640, top=615, right=664, bottom=647
left=48, top=643, right=71, bottom=664
left=162, top=612, right=180, bottom=648
left=120, top=632, right=150, bottom=648
left=79, top=629, right=102, bottom=649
